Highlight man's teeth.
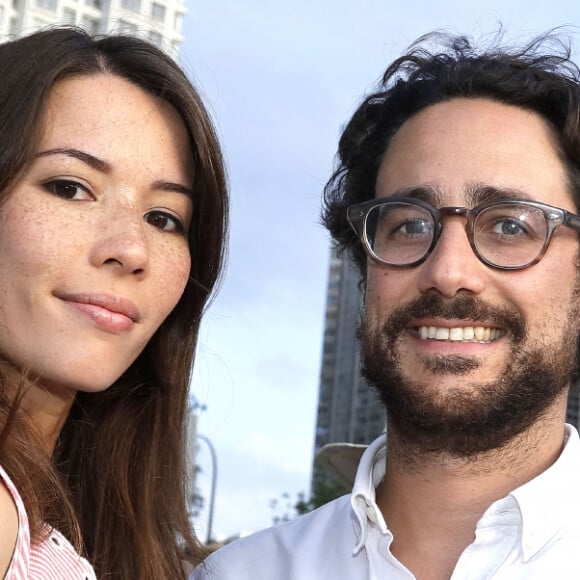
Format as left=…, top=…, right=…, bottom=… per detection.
left=418, top=326, right=499, bottom=342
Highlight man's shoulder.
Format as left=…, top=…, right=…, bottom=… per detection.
left=191, top=494, right=361, bottom=579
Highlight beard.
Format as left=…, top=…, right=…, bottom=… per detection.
left=359, top=292, right=578, bottom=457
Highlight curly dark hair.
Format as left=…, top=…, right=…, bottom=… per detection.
left=322, top=31, right=580, bottom=278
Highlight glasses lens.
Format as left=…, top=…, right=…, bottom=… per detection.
left=366, top=202, right=434, bottom=265
left=473, top=203, right=547, bottom=267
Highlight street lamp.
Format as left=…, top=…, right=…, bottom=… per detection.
left=197, top=433, right=217, bottom=544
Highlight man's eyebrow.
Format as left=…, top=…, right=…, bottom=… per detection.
left=151, top=180, right=194, bottom=199
left=386, top=185, right=444, bottom=206
left=467, top=183, right=534, bottom=206
left=385, top=184, right=535, bottom=207
left=35, top=148, right=112, bottom=173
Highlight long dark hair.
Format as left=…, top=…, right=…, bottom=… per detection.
left=0, top=26, right=228, bottom=578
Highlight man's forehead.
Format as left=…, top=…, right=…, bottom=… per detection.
left=373, top=98, right=574, bottom=210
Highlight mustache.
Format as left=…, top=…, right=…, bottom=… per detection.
left=373, top=293, right=527, bottom=343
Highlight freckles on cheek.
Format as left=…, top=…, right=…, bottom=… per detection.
left=158, top=248, right=191, bottom=307
left=0, top=218, right=44, bottom=274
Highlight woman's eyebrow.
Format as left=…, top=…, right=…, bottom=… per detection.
left=151, top=180, right=193, bottom=199
left=35, top=147, right=112, bottom=173
left=36, top=148, right=192, bottom=197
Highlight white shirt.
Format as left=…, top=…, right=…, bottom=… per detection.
left=191, top=425, right=580, bottom=579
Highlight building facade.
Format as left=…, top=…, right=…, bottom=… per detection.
left=0, top=0, right=185, bottom=54
left=313, top=250, right=384, bottom=460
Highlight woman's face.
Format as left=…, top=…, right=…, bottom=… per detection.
left=0, top=73, right=193, bottom=393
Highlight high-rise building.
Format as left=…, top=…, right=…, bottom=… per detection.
left=567, top=387, right=580, bottom=427
left=0, top=0, right=185, bottom=54
left=312, top=249, right=384, bottom=478
left=312, top=249, right=580, bottom=488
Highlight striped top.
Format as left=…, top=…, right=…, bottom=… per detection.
left=0, top=464, right=96, bottom=580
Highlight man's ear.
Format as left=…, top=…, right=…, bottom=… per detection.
left=359, top=277, right=367, bottom=302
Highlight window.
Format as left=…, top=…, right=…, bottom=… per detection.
left=117, top=18, right=137, bottom=33
left=9, top=16, right=19, bottom=33
left=81, top=16, right=98, bottom=34
left=148, top=30, right=162, bottom=46
left=120, top=0, right=140, bottom=13
left=150, top=2, right=165, bottom=22
left=62, top=8, right=76, bottom=23
left=174, top=12, right=182, bottom=32
left=35, top=0, right=57, bottom=12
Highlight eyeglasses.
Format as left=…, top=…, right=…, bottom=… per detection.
left=347, top=197, right=580, bottom=270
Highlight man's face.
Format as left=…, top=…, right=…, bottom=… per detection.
left=360, top=97, right=580, bottom=455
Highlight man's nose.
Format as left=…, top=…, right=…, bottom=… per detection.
left=416, top=219, right=487, bottom=298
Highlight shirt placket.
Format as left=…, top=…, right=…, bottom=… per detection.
left=451, top=505, right=520, bottom=580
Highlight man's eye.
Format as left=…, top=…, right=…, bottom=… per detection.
left=398, top=219, right=432, bottom=236
left=42, top=180, right=92, bottom=200
left=145, top=211, right=185, bottom=234
left=491, top=218, right=527, bottom=237
left=385, top=218, right=432, bottom=238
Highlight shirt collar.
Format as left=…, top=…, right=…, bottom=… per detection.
left=507, top=424, right=580, bottom=561
left=350, top=433, right=388, bottom=554
left=348, top=425, right=580, bottom=559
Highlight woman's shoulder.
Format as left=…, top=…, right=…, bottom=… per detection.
left=0, top=463, right=29, bottom=579
left=29, top=527, right=96, bottom=580
left=0, top=464, right=96, bottom=580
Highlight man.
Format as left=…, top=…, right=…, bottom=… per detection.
left=193, top=32, right=580, bottom=579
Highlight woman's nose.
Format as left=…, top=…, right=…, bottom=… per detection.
left=89, top=204, right=149, bottom=277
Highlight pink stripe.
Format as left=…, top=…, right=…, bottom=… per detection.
left=1, top=464, right=95, bottom=579
left=29, top=527, right=95, bottom=578
left=1, top=464, right=30, bottom=579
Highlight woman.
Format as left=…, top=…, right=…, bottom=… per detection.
left=0, top=26, right=227, bottom=578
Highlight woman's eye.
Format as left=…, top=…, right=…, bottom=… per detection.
left=145, top=211, right=185, bottom=234
left=43, top=179, right=92, bottom=200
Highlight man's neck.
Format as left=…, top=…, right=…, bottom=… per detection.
left=375, top=397, right=568, bottom=580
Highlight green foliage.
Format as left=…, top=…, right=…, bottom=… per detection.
left=270, top=479, right=350, bottom=524
left=295, top=479, right=350, bottom=514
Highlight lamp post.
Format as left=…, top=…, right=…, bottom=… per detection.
left=197, top=433, right=217, bottom=544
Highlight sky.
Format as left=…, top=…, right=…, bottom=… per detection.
left=180, top=0, right=579, bottom=541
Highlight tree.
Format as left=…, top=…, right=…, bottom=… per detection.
left=271, top=479, right=350, bottom=524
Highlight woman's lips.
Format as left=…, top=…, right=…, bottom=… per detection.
left=56, top=293, right=140, bottom=334
left=64, top=300, right=134, bottom=333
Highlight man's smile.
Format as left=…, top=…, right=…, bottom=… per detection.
left=414, top=325, right=502, bottom=343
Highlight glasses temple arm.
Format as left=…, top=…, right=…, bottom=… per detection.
left=565, top=211, right=580, bottom=232
left=346, top=208, right=365, bottom=236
